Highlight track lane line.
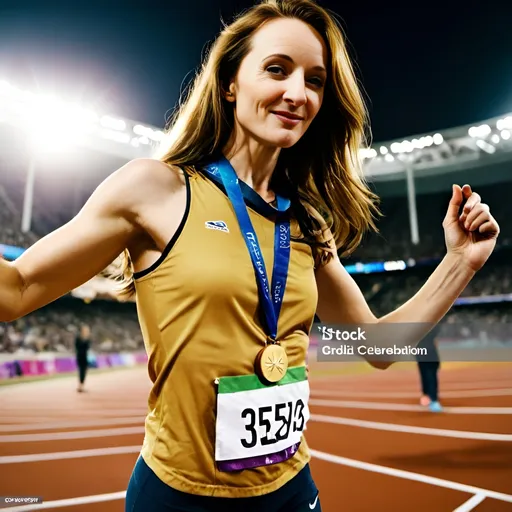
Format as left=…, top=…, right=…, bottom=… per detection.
left=5, top=449, right=511, bottom=510
left=310, top=398, right=512, bottom=415
left=310, top=388, right=512, bottom=399
left=3, top=413, right=510, bottom=444
left=452, top=493, right=486, bottom=512
left=0, top=417, right=145, bottom=433
left=310, top=413, right=512, bottom=441
left=0, top=445, right=142, bottom=464
left=310, top=449, right=512, bottom=503
left=0, top=427, right=144, bottom=443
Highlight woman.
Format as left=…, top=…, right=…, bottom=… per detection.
left=0, top=0, right=500, bottom=510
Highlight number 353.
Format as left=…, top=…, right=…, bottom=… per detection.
left=240, top=399, right=306, bottom=448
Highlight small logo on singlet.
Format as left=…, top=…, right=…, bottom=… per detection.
left=205, top=220, right=229, bottom=233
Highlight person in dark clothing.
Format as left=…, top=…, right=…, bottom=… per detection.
left=416, top=323, right=442, bottom=412
left=75, top=324, right=91, bottom=392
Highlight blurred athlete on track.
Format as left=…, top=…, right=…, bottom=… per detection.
left=75, top=323, right=91, bottom=393
left=0, top=1, right=500, bottom=510
left=416, top=323, right=443, bottom=412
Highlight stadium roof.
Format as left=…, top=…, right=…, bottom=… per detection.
left=1, top=78, right=511, bottom=184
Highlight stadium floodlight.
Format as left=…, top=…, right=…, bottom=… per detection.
left=359, top=147, right=377, bottom=159
left=100, top=129, right=131, bottom=144
left=0, top=78, right=156, bottom=160
left=100, top=115, right=126, bottom=131
left=3, top=75, right=512, bottom=241
left=383, top=260, right=407, bottom=271
left=475, top=139, right=496, bottom=154
left=497, top=116, right=512, bottom=131
left=423, top=135, right=434, bottom=147
left=26, top=96, right=98, bottom=155
left=133, top=124, right=166, bottom=145
left=468, top=124, right=491, bottom=138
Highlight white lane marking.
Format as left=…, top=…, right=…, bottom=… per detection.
left=0, top=426, right=144, bottom=443
left=310, top=414, right=512, bottom=441
left=2, top=411, right=510, bottom=444
left=310, top=449, right=512, bottom=503
left=439, top=380, right=512, bottom=390
left=452, top=493, right=487, bottom=512
left=0, top=445, right=142, bottom=464
left=311, top=379, right=512, bottom=391
left=310, top=398, right=512, bottom=415
left=5, top=449, right=512, bottom=510
left=0, top=416, right=145, bottom=432
left=311, top=388, right=512, bottom=399
left=0, top=409, right=147, bottom=417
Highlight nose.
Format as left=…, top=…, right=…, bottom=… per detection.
left=282, top=72, right=307, bottom=107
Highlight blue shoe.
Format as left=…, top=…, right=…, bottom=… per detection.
left=429, top=401, right=443, bottom=412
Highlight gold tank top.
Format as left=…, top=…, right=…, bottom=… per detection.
left=133, top=167, right=318, bottom=498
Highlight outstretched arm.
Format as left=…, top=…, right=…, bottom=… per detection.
left=315, top=184, right=500, bottom=368
left=0, top=158, right=156, bottom=322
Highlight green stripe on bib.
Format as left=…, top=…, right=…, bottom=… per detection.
left=218, top=366, right=307, bottom=394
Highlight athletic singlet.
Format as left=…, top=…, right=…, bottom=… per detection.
left=133, top=167, right=318, bottom=498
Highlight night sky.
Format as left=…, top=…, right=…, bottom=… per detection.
left=0, top=0, right=511, bottom=143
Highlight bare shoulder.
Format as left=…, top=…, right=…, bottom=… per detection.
left=123, top=158, right=184, bottom=188
left=100, top=158, right=185, bottom=212
left=111, top=158, right=189, bottom=268
left=89, top=158, right=187, bottom=242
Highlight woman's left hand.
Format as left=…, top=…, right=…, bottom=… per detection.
left=442, top=184, right=500, bottom=272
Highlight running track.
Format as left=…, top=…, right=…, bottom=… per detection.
left=1, top=363, right=511, bottom=511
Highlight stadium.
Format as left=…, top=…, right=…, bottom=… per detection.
left=1, top=6, right=512, bottom=511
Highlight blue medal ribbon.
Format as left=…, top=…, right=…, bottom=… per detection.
left=204, top=156, right=291, bottom=342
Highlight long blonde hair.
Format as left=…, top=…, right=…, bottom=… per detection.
left=117, top=0, right=380, bottom=298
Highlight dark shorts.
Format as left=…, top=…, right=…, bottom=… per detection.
left=126, top=455, right=321, bottom=512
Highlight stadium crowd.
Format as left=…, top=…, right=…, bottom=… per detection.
left=0, top=297, right=144, bottom=355
left=346, top=181, right=511, bottom=263
left=0, top=185, right=38, bottom=249
left=0, top=163, right=510, bottom=356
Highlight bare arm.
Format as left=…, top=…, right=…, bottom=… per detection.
left=315, top=253, right=475, bottom=370
left=0, top=158, right=161, bottom=322
left=316, top=253, right=475, bottom=326
left=315, top=184, right=499, bottom=369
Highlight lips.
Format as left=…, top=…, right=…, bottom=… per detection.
left=271, top=110, right=304, bottom=121
left=271, top=111, right=304, bottom=128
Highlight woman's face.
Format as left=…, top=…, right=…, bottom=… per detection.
left=226, top=17, right=327, bottom=149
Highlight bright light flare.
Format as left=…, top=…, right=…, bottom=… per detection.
left=24, top=95, right=99, bottom=154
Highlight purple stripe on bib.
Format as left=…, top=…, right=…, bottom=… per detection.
left=217, top=442, right=300, bottom=472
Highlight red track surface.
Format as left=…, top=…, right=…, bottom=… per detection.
left=1, top=363, right=511, bottom=511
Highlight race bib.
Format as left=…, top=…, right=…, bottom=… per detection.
left=215, top=366, right=310, bottom=472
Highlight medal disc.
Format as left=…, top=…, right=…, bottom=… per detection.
left=255, top=343, right=288, bottom=384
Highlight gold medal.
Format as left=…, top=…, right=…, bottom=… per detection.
left=255, top=341, right=288, bottom=384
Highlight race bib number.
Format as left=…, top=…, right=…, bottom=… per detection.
left=215, top=366, right=310, bottom=471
